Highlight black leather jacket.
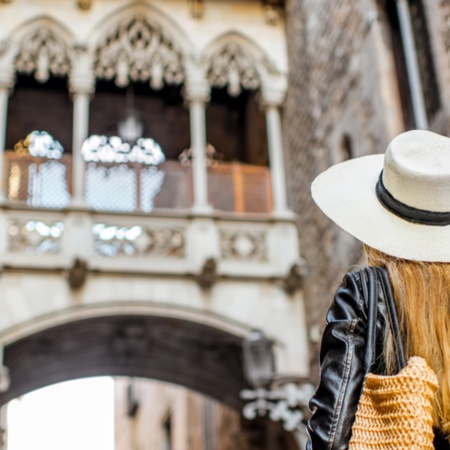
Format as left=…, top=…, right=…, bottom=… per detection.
left=306, top=269, right=450, bottom=450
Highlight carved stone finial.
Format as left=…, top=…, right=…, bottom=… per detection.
left=77, top=0, right=92, bottom=10
left=283, top=259, right=307, bottom=295
left=189, top=0, right=204, bottom=18
left=67, top=257, right=89, bottom=290
left=196, top=257, right=217, bottom=290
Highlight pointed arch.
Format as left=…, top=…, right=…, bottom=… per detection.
left=1, top=16, right=75, bottom=82
left=202, top=31, right=280, bottom=96
left=87, top=2, right=195, bottom=88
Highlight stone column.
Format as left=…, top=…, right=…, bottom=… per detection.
left=261, top=81, right=292, bottom=217
left=0, top=67, right=14, bottom=203
left=184, top=77, right=212, bottom=214
left=69, top=53, right=95, bottom=208
left=396, top=0, right=428, bottom=130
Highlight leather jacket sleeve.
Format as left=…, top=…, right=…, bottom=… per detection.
left=306, top=271, right=368, bottom=450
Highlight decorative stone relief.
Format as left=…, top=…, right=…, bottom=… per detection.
left=94, top=16, right=184, bottom=89
left=15, top=28, right=70, bottom=83
left=206, top=43, right=260, bottom=96
left=220, top=229, right=267, bottom=261
left=8, top=219, right=64, bottom=254
left=93, top=223, right=185, bottom=258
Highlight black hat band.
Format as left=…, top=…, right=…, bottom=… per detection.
left=376, top=172, right=450, bottom=226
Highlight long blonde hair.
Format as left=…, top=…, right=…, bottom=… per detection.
left=365, top=245, right=450, bottom=435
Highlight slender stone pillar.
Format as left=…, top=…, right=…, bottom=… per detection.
left=0, top=67, right=14, bottom=203
left=261, top=82, right=292, bottom=217
left=184, top=77, right=212, bottom=214
left=396, top=0, right=428, bottom=130
left=69, top=54, right=95, bottom=207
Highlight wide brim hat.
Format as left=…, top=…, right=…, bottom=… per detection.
left=311, top=130, right=450, bottom=262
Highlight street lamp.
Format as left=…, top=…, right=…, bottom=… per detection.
left=242, top=329, right=275, bottom=389
left=240, top=330, right=314, bottom=432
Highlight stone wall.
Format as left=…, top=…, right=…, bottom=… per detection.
left=114, top=378, right=241, bottom=450
left=284, top=0, right=406, bottom=377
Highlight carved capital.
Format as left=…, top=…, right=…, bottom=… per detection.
left=0, top=65, right=15, bottom=91
left=69, top=70, right=95, bottom=96
left=183, top=77, right=211, bottom=106
left=260, top=76, right=287, bottom=109
left=69, top=49, right=95, bottom=96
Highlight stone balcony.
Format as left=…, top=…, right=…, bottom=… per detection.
left=0, top=151, right=299, bottom=281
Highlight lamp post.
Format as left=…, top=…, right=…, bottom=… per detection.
left=242, top=329, right=275, bottom=389
left=240, top=330, right=314, bottom=432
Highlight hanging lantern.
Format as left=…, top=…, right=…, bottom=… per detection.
left=242, top=329, right=275, bottom=389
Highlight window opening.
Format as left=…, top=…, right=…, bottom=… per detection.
left=86, top=81, right=191, bottom=212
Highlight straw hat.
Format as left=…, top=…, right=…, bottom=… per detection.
left=311, top=130, right=450, bottom=262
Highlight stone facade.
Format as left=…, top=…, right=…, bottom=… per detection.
left=114, top=378, right=241, bottom=450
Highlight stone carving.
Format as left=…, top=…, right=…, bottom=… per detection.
left=93, top=223, right=185, bottom=258
left=15, top=28, right=70, bottom=83
left=66, top=257, right=89, bottom=290
left=283, top=259, right=308, bottom=295
left=77, top=0, right=92, bottom=10
left=206, top=43, right=260, bottom=96
left=94, top=15, right=184, bottom=89
left=196, top=257, right=218, bottom=290
left=220, top=229, right=267, bottom=261
left=8, top=219, right=64, bottom=254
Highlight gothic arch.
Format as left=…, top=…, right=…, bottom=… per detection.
left=87, top=2, right=195, bottom=88
left=1, top=16, right=75, bottom=82
left=202, top=31, right=280, bottom=96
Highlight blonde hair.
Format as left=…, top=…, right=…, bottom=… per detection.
left=364, top=245, right=450, bottom=435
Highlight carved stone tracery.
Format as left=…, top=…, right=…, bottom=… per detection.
left=94, top=16, right=185, bottom=89
left=15, top=28, right=71, bottom=83
left=206, top=43, right=261, bottom=96
left=220, top=229, right=267, bottom=261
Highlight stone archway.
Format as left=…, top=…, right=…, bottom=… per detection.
left=0, top=314, right=246, bottom=408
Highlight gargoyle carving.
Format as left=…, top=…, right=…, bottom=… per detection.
left=67, top=257, right=88, bottom=290
left=196, top=257, right=217, bottom=290
left=283, top=258, right=308, bottom=295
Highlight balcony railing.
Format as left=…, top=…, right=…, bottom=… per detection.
left=3, top=152, right=272, bottom=214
